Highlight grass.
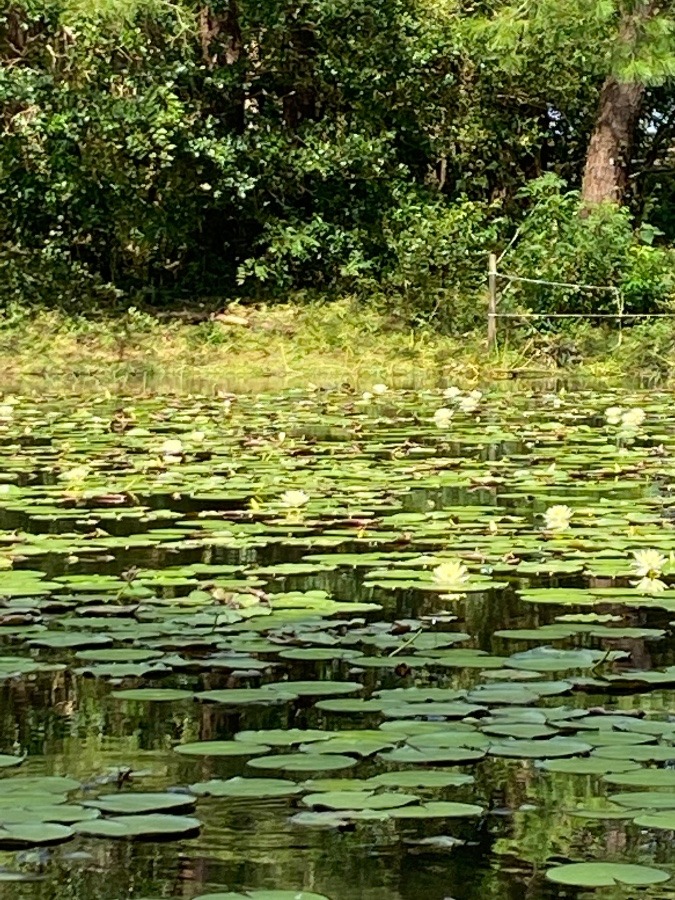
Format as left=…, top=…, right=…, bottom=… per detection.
left=0, top=299, right=672, bottom=394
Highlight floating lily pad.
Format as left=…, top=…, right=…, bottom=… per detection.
left=0, top=823, right=74, bottom=848
left=610, top=792, right=675, bottom=810
left=84, top=792, right=196, bottom=815
left=111, top=689, right=194, bottom=702
left=196, top=689, right=299, bottom=705
left=190, top=778, right=302, bottom=799
left=604, top=770, right=675, bottom=788
left=546, top=862, right=669, bottom=887
left=175, top=742, right=270, bottom=758
left=388, top=801, right=483, bottom=819
left=302, top=791, right=419, bottom=811
left=489, top=738, right=592, bottom=759
left=246, top=754, right=358, bottom=773
left=73, top=814, right=201, bottom=840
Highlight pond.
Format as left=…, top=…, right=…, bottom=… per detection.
left=2, top=384, right=675, bottom=899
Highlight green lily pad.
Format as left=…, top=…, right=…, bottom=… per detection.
left=609, top=792, right=675, bottom=809
left=190, top=778, right=302, bottom=799
left=388, top=801, right=483, bottom=819
left=488, top=738, right=592, bottom=759
left=84, top=792, right=196, bottom=815
left=546, top=862, right=669, bottom=887
left=111, top=689, right=194, bottom=702
left=196, top=689, right=299, bottom=705
left=73, top=814, right=201, bottom=840
left=246, top=754, right=358, bottom=773
left=367, top=771, right=474, bottom=788
left=604, top=769, right=675, bottom=788
left=175, top=741, right=271, bottom=757
left=302, top=791, right=419, bottom=811
left=0, top=822, right=74, bottom=847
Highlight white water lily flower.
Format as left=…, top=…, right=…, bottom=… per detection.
left=433, top=408, right=454, bottom=429
left=544, top=505, right=573, bottom=532
left=633, top=576, right=668, bottom=595
left=361, top=391, right=373, bottom=402
left=372, top=383, right=389, bottom=395
left=0, top=405, right=14, bottom=419
left=280, top=489, right=310, bottom=509
left=459, top=396, right=480, bottom=413
left=468, top=390, right=483, bottom=401
left=432, top=559, right=470, bottom=591
left=59, top=465, right=91, bottom=483
left=160, top=439, right=183, bottom=457
left=620, top=407, right=646, bottom=430
left=443, top=386, right=462, bottom=400
left=632, top=549, right=667, bottom=578
left=604, top=406, right=623, bottom=425
left=188, top=430, right=205, bottom=443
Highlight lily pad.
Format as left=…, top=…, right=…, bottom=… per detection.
left=546, top=862, right=669, bottom=887
left=175, top=741, right=271, bottom=757
left=84, top=792, right=196, bottom=815
left=73, top=814, right=201, bottom=840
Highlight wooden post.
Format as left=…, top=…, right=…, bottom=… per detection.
left=487, top=252, right=497, bottom=352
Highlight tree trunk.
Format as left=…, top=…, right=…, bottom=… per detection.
left=581, top=76, right=644, bottom=205
left=581, top=1, right=658, bottom=206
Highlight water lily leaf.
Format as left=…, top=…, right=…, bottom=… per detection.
left=29, top=632, right=113, bottom=650
left=73, top=814, right=201, bottom=840
left=278, top=648, right=363, bottom=661
left=546, top=862, right=669, bottom=887
left=0, top=776, right=80, bottom=795
left=302, top=791, right=419, bottom=811
left=507, top=648, right=617, bottom=672
left=190, top=778, right=302, bottom=799
left=196, top=689, right=299, bottom=705
left=0, top=823, right=74, bottom=847
left=315, top=699, right=395, bottom=714
left=0, top=754, right=24, bottom=768
left=84, top=792, right=196, bottom=815
left=381, top=702, right=485, bottom=720
left=378, top=746, right=485, bottom=765
left=610, top=792, right=675, bottom=809
left=6, top=805, right=100, bottom=824
left=591, top=745, right=675, bottom=762
left=540, top=758, right=641, bottom=776
left=175, top=741, right=270, bottom=757
left=407, top=732, right=489, bottom=751
left=234, top=730, right=333, bottom=747
left=604, top=770, right=675, bottom=788
left=300, top=737, right=393, bottom=758
left=488, top=738, right=592, bottom=759
left=481, top=724, right=557, bottom=740
left=265, top=681, right=363, bottom=697
left=246, top=754, right=358, bottom=773
left=193, top=892, right=329, bottom=899
left=367, top=771, right=474, bottom=788
left=111, top=689, right=194, bottom=702
left=75, top=648, right=163, bottom=663
left=388, top=801, right=483, bottom=819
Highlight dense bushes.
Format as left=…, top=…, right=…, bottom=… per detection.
left=502, top=176, right=675, bottom=316
left=0, top=0, right=673, bottom=325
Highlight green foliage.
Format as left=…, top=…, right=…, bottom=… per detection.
left=504, top=176, right=674, bottom=315
left=375, top=192, right=501, bottom=330
left=0, top=0, right=673, bottom=325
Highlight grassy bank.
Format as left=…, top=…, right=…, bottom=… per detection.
left=0, top=300, right=672, bottom=394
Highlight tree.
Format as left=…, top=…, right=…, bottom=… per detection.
left=582, top=1, right=675, bottom=205
left=479, top=0, right=675, bottom=205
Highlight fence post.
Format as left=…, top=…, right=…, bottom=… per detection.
left=487, top=252, right=497, bottom=352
